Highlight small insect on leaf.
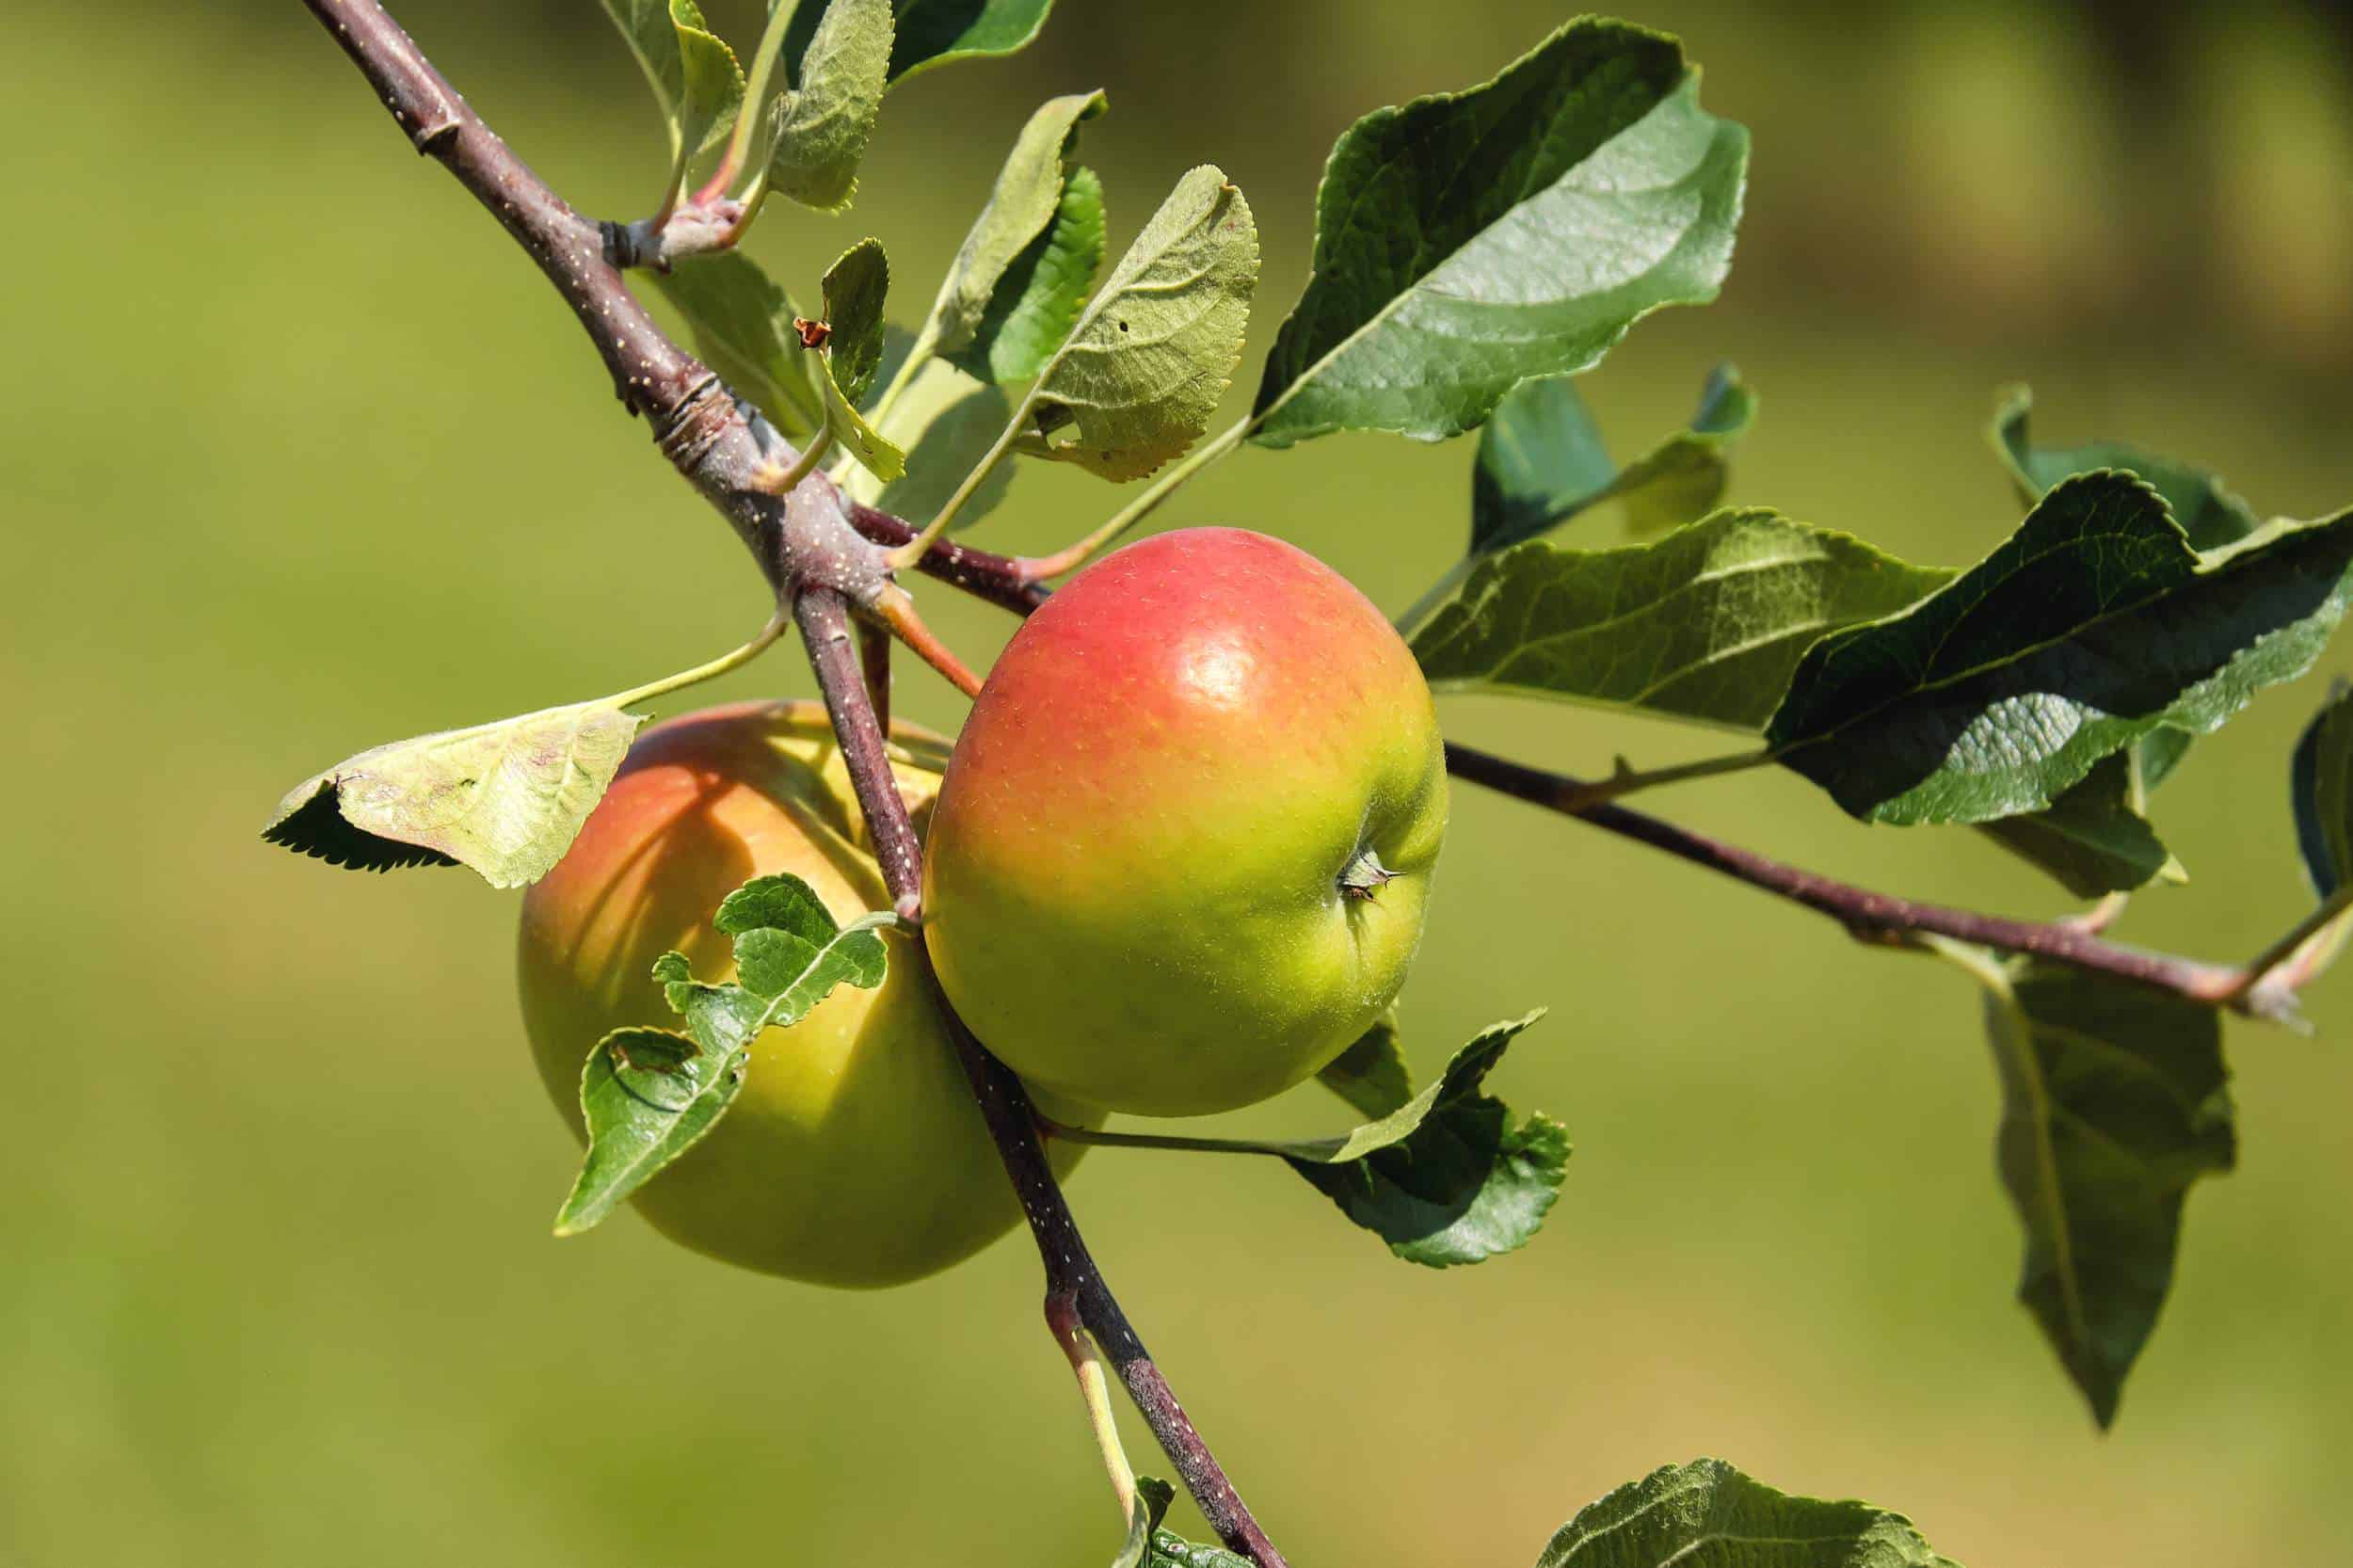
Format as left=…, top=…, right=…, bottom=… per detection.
left=794, top=316, right=833, bottom=349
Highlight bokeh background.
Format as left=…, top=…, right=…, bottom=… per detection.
left=8, top=1, right=2353, bottom=1562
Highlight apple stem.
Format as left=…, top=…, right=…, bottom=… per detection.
left=1047, top=1295, right=1140, bottom=1525
left=1445, top=741, right=2314, bottom=1023
left=797, top=580, right=1293, bottom=1568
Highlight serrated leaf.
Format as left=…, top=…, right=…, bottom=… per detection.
left=783, top=0, right=1052, bottom=85
left=2291, top=680, right=2353, bottom=898
left=956, top=165, right=1108, bottom=385
left=555, top=1025, right=747, bottom=1235
left=598, top=0, right=748, bottom=168
left=1276, top=1012, right=1564, bottom=1267
left=1956, top=954, right=2234, bottom=1428
left=1412, top=511, right=1953, bottom=733
left=648, top=251, right=824, bottom=440
left=556, top=873, right=893, bottom=1234
left=264, top=700, right=643, bottom=888
left=1768, top=473, right=2353, bottom=825
left=1993, top=385, right=2261, bottom=553
left=921, top=91, right=1105, bottom=367
left=839, top=355, right=1016, bottom=522
left=766, top=0, right=891, bottom=213
left=1533, top=1459, right=1960, bottom=1568
left=1251, top=22, right=1747, bottom=447
left=821, top=237, right=890, bottom=405
left=1316, top=1011, right=1414, bottom=1120
left=1017, top=165, right=1257, bottom=481
left=1976, top=747, right=2185, bottom=899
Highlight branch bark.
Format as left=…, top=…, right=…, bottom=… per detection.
left=797, top=586, right=1289, bottom=1567
left=1445, top=742, right=2300, bottom=1019
left=305, top=5, right=1283, bottom=1560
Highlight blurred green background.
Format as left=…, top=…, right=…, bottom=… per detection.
left=7, top=2, right=2352, bottom=1563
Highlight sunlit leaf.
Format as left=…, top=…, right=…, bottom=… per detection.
left=839, top=355, right=1015, bottom=523
left=1412, top=511, right=1952, bottom=732
left=1276, top=1012, right=1564, bottom=1267
left=264, top=700, right=643, bottom=888
left=597, top=0, right=747, bottom=168
left=814, top=239, right=906, bottom=479
left=1532, top=1459, right=1961, bottom=1568
left=766, top=0, right=891, bottom=212
left=1975, top=747, right=2185, bottom=899
left=1252, top=21, right=1746, bottom=447
left=956, top=165, right=1108, bottom=385
left=1768, top=472, right=2353, bottom=825
left=783, top=0, right=1054, bottom=85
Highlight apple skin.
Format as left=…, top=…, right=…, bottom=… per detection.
left=923, top=527, right=1448, bottom=1118
left=516, top=700, right=1090, bottom=1288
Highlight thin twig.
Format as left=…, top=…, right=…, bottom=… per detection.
left=1444, top=741, right=2303, bottom=1020
left=798, top=585, right=1290, bottom=1568
left=845, top=502, right=1052, bottom=616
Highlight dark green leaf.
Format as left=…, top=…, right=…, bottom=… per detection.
left=1277, top=1013, right=1564, bottom=1267
left=648, top=251, right=824, bottom=440
left=1613, top=364, right=1755, bottom=536
left=1316, top=1011, right=1414, bottom=1119
left=1961, top=956, right=2236, bottom=1427
left=1251, top=21, right=1747, bottom=446
left=1112, top=1478, right=1176, bottom=1568
left=2292, top=680, right=2353, bottom=897
left=1533, top=1459, right=1960, bottom=1567
left=1768, top=472, right=2353, bottom=825
left=1471, top=376, right=1616, bottom=553
left=785, top=0, right=1053, bottom=85
left=263, top=700, right=643, bottom=888
left=1976, top=746, right=2185, bottom=899
left=1411, top=511, right=1953, bottom=733
left=820, top=237, right=890, bottom=405
left=1993, top=385, right=2261, bottom=553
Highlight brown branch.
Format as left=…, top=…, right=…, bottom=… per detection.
left=846, top=502, right=1052, bottom=616
left=796, top=584, right=1289, bottom=1568
left=1445, top=742, right=2302, bottom=1019
left=307, top=7, right=1282, bottom=1559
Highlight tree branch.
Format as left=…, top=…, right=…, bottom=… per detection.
left=796, top=584, right=1289, bottom=1568
left=307, top=7, right=1280, bottom=1559
left=1445, top=742, right=2303, bottom=1020
left=846, top=502, right=1052, bottom=616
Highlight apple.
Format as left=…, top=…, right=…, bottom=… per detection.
left=516, top=700, right=1090, bottom=1287
left=923, top=527, right=1448, bottom=1117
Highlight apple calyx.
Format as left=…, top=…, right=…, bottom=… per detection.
left=1337, top=845, right=1398, bottom=902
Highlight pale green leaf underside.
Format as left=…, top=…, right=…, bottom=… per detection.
left=767, top=0, right=891, bottom=212
left=926, top=90, right=1105, bottom=362
left=1279, top=1012, right=1565, bottom=1268
left=1413, top=510, right=1953, bottom=733
left=1769, top=472, right=2353, bottom=825
left=648, top=252, right=824, bottom=440
left=958, top=164, right=1107, bottom=385
left=598, top=0, right=747, bottom=163
left=1315, top=1011, right=1415, bottom=1120
left=263, top=700, right=642, bottom=888
left=1963, top=955, right=2233, bottom=1428
left=1532, top=1459, right=1960, bottom=1568
left=1252, top=20, right=1747, bottom=447
left=1023, top=165, right=1257, bottom=481
left=822, top=236, right=891, bottom=406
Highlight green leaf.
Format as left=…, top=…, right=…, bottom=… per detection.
left=766, top=0, right=891, bottom=213
left=921, top=91, right=1105, bottom=368
left=1613, top=364, right=1755, bottom=537
left=1993, top=385, right=2261, bottom=553
left=648, top=251, right=824, bottom=440
left=1316, top=1011, right=1414, bottom=1120
left=838, top=355, right=1015, bottom=522
left=1017, top=166, right=1257, bottom=481
left=1768, top=472, right=2353, bottom=825
left=2292, top=680, right=2353, bottom=897
left=1975, top=747, right=2185, bottom=900
left=1412, top=511, right=1954, bottom=733
left=956, top=164, right=1108, bottom=385
left=1111, top=1478, right=1176, bottom=1568
left=784, top=0, right=1053, bottom=85
left=820, top=237, right=890, bottom=405
left=1532, top=1459, right=1961, bottom=1568
left=808, top=239, right=906, bottom=480
left=1276, top=1013, right=1565, bottom=1267
left=1251, top=22, right=1747, bottom=447
left=598, top=0, right=747, bottom=168
left=554, top=873, right=893, bottom=1235
left=1957, top=954, right=2235, bottom=1429
left=1471, top=375, right=1616, bottom=554
left=263, top=700, right=643, bottom=888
